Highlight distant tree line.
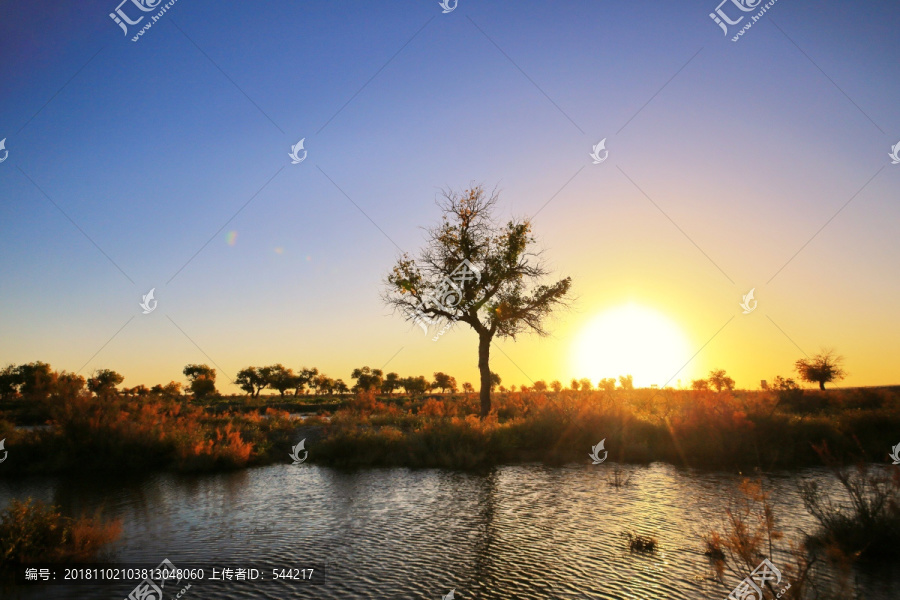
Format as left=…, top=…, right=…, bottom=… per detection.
left=0, top=350, right=846, bottom=402
left=232, top=365, right=469, bottom=398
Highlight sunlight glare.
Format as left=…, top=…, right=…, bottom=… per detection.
left=572, top=304, right=692, bottom=388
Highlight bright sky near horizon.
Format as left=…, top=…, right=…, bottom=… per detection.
left=1, top=0, right=898, bottom=393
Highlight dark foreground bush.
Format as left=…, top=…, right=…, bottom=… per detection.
left=800, top=446, right=900, bottom=561
left=0, top=498, right=121, bottom=565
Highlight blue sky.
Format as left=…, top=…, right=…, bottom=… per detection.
left=1, top=0, right=898, bottom=392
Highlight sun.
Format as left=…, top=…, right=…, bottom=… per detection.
left=572, top=304, right=692, bottom=388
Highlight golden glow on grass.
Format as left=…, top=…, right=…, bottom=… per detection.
left=572, top=303, right=692, bottom=388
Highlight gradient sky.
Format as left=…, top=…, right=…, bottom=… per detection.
left=1, top=0, right=898, bottom=393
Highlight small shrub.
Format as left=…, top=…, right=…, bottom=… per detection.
left=702, top=531, right=726, bottom=560
left=0, top=499, right=121, bottom=565
left=706, top=480, right=813, bottom=598
left=800, top=445, right=900, bottom=561
left=606, top=465, right=633, bottom=488
left=622, top=531, right=657, bottom=553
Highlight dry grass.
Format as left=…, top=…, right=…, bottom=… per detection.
left=2, top=385, right=898, bottom=473
left=704, top=480, right=813, bottom=599
left=0, top=498, right=121, bottom=565
left=312, top=387, right=900, bottom=469
left=3, top=392, right=295, bottom=474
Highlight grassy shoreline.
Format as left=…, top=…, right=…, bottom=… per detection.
left=3, top=387, right=899, bottom=584
left=1, top=386, right=898, bottom=475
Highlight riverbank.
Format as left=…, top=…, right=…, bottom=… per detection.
left=1, top=386, right=898, bottom=475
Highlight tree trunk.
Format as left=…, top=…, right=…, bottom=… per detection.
left=819, top=381, right=825, bottom=390
left=478, top=332, right=492, bottom=417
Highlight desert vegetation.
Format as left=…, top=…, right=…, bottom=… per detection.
left=0, top=499, right=121, bottom=566
left=0, top=359, right=896, bottom=475
left=703, top=457, right=900, bottom=599
left=1, top=358, right=897, bottom=595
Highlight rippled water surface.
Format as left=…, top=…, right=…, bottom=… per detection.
left=2, top=463, right=898, bottom=599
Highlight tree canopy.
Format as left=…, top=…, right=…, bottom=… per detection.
left=796, top=351, right=846, bottom=390
left=384, top=186, right=571, bottom=416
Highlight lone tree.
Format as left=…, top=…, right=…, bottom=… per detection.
left=0, top=364, right=19, bottom=401
left=293, top=367, right=319, bottom=395
left=708, top=368, right=735, bottom=392
left=598, top=378, right=616, bottom=392
left=401, top=375, right=429, bottom=396
left=351, top=367, right=383, bottom=392
left=490, top=372, right=502, bottom=392
left=432, top=372, right=458, bottom=393
left=384, top=187, right=571, bottom=416
left=88, top=369, right=124, bottom=396
left=315, top=375, right=336, bottom=395
left=262, top=364, right=295, bottom=397
left=8, top=362, right=56, bottom=401
left=795, top=350, right=846, bottom=390
left=183, top=364, right=217, bottom=400
left=382, top=372, right=401, bottom=396
left=235, top=366, right=268, bottom=397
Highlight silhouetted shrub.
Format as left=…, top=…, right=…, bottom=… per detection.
left=801, top=446, right=900, bottom=561
left=0, top=498, right=121, bottom=565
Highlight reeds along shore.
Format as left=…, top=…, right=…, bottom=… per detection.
left=2, top=384, right=900, bottom=582
left=1, top=382, right=898, bottom=473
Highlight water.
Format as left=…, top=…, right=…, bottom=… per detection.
left=1, top=463, right=898, bottom=599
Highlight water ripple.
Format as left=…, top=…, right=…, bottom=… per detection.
left=1, top=463, right=898, bottom=599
